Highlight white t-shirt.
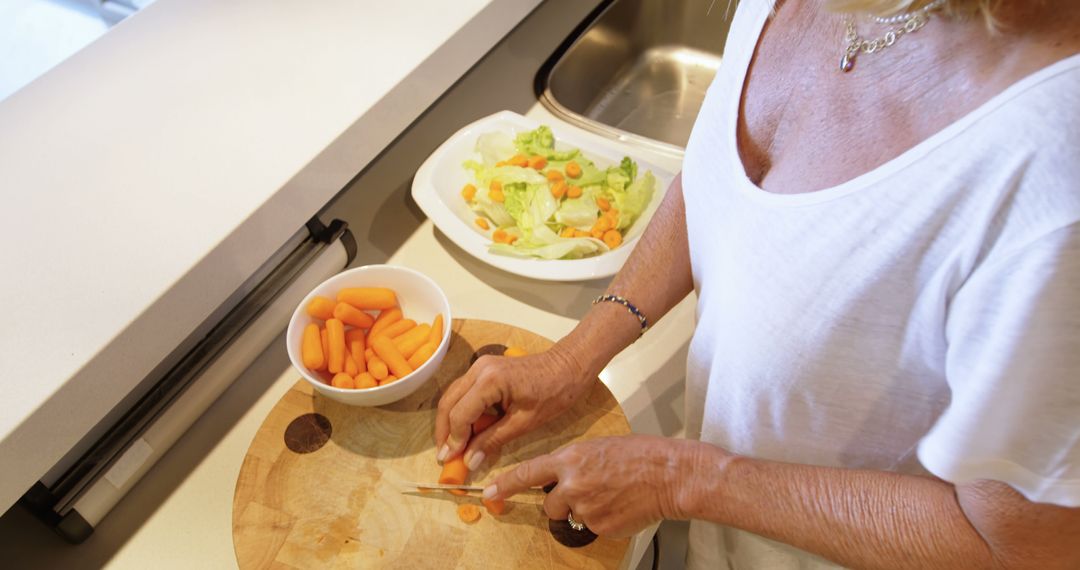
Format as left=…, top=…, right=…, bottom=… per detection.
left=680, top=1, right=1080, bottom=568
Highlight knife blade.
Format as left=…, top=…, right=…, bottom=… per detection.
left=398, top=480, right=486, bottom=492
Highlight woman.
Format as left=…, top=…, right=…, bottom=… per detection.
left=436, top=0, right=1080, bottom=567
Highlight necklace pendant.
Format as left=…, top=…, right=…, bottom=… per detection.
left=840, top=51, right=855, bottom=72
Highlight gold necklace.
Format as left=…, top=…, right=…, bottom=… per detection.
left=840, top=0, right=948, bottom=73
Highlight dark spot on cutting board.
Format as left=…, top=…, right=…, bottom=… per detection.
left=549, top=518, right=598, bottom=548
left=471, top=344, right=508, bottom=365
left=284, top=413, right=332, bottom=453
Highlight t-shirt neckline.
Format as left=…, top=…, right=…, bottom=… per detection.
left=726, top=3, right=1080, bottom=207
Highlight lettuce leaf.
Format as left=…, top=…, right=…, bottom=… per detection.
left=611, top=170, right=655, bottom=230
left=514, top=126, right=580, bottom=162
left=554, top=187, right=601, bottom=229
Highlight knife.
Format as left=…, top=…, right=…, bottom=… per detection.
left=397, top=480, right=545, bottom=494
left=398, top=480, right=486, bottom=493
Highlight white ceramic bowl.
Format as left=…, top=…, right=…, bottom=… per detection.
left=411, top=110, right=676, bottom=282
left=286, top=265, right=451, bottom=406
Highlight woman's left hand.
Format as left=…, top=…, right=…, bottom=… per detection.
left=483, top=435, right=719, bottom=537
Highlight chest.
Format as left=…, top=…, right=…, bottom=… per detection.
left=736, top=5, right=979, bottom=194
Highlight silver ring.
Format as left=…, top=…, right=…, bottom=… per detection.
left=567, top=510, right=586, bottom=532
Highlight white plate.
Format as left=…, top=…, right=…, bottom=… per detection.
left=411, top=111, right=676, bottom=282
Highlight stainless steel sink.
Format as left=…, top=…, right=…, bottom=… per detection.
left=539, top=0, right=733, bottom=155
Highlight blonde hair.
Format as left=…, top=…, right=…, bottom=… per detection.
left=825, top=0, right=1002, bottom=28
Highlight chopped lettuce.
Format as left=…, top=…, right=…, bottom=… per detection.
left=462, top=125, right=657, bottom=260
left=514, top=126, right=580, bottom=162
left=611, top=171, right=655, bottom=230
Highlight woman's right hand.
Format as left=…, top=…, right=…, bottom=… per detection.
left=434, top=343, right=594, bottom=471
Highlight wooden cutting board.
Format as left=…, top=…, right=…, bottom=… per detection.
left=232, top=319, right=632, bottom=569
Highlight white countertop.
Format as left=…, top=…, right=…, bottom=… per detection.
left=0, top=0, right=541, bottom=512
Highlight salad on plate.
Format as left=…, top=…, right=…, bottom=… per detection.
left=459, top=125, right=656, bottom=260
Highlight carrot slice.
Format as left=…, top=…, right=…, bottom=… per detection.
left=482, top=498, right=506, bottom=516
left=457, top=504, right=481, bottom=524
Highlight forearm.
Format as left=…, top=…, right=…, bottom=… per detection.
left=683, top=447, right=996, bottom=570
left=557, top=174, right=693, bottom=377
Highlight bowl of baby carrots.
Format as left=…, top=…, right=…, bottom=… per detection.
left=286, top=264, right=452, bottom=407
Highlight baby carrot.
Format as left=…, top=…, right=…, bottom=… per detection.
left=378, top=319, right=416, bottom=340
left=337, top=287, right=397, bottom=311
left=355, top=372, right=378, bottom=389
left=461, top=183, right=477, bottom=202
left=565, top=161, right=582, bottom=178
left=368, top=308, right=403, bottom=339
left=475, top=217, right=490, bottom=230
left=567, top=185, right=583, bottom=199
left=301, top=323, right=325, bottom=370
left=346, top=331, right=367, bottom=375
left=482, top=498, right=506, bottom=516
left=603, top=229, right=623, bottom=249
left=394, top=324, right=432, bottom=359
left=382, top=374, right=399, bottom=385
left=331, top=373, right=355, bottom=389
left=439, top=455, right=469, bottom=496
left=344, top=347, right=359, bottom=376
left=508, top=154, right=529, bottom=168
left=305, top=296, right=336, bottom=320
left=368, top=356, right=389, bottom=380
left=372, top=335, right=414, bottom=379
left=527, top=155, right=547, bottom=170
left=457, top=504, right=481, bottom=523
left=407, top=341, right=437, bottom=369
left=326, top=318, right=346, bottom=374
left=319, top=328, right=330, bottom=371
left=333, top=302, right=375, bottom=329
left=428, top=314, right=444, bottom=346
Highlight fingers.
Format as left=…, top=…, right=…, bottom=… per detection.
left=543, top=486, right=571, bottom=520
left=488, top=454, right=559, bottom=500
left=434, top=370, right=477, bottom=451
left=463, top=412, right=528, bottom=469
left=444, top=379, right=504, bottom=459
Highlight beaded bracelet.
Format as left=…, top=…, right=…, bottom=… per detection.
left=592, top=294, right=650, bottom=336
